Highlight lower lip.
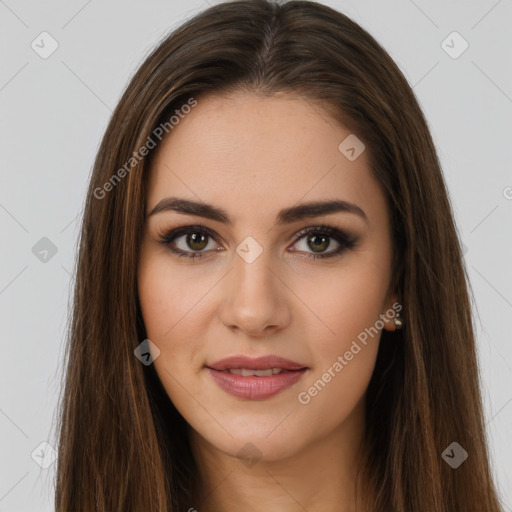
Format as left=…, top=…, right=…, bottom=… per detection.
left=206, top=368, right=307, bottom=400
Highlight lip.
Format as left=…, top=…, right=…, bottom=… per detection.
left=205, top=355, right=308, bottom=400
left=207, top=355, right=306, bottom=371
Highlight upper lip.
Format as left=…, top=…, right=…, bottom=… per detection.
left=206, top=355, right=307, bottom=371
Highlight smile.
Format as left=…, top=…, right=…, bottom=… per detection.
left=205, top=354, right=308, bottom=400
left=222, top=368, right=286, bottom=376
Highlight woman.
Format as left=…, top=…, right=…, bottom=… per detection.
left=53, top=1, right=502, bottom=510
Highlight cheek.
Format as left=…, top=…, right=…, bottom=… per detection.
left=291, top=264, right=387, bottom=424
left=137, top=251, right=217, bottom=393
left=138, top=251, right=215, bottom=342
left=293, top=313, right=382, bottom=444
left=293, top=259, right=388, bottom=355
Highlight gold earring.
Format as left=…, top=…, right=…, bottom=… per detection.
left=394, top=311, right=403, bottom=330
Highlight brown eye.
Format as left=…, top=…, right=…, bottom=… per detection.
left=291, top=225, right=358, bottom=260
left=158, top=224, right=358, bottom=261
left=158, top=225, right=219, bottom=259
left=186, top=232, right=209, bottom=251
left=306, top=233, right=331, bottom=253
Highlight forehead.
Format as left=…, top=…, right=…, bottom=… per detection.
left=146, top=91, right=387, bottom=226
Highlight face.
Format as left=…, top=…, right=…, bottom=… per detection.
left=137, top=91, right=398, bottom=463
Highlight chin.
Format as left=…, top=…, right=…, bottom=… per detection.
left=193, top=422, right=304, bottom=464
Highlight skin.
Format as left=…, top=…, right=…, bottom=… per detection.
left=137, top=90, right=398, bottom=511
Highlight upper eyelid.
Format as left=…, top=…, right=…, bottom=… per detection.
left=163, top=223, right=340, bottom=236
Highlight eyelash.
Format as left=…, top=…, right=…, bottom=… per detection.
left=157, top=223, right=358, bottom=261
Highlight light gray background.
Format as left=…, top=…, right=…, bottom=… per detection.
left=1, top=0, right=511, bottom=510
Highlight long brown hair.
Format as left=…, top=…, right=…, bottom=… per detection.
left=53, top=1, right=501, bottom=510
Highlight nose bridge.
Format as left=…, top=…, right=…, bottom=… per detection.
left=233, top=235, right=277, bottom=303
left=235, top=239, right=274, bottom=293
left=220, top=234, right=290, bottom=335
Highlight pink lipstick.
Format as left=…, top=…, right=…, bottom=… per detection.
left=205, top=355, right=308, bottom=400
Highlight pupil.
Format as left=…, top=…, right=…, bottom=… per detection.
left=188, top=232, right=208, bottom=251
left=309, top=234, right=328, bottom=252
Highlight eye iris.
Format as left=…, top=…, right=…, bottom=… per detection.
left=187, top=232, right=208, bottom=251
left=308, top=233, right=329, bottom=252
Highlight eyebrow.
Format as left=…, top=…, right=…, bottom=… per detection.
left=148, top=197, right=369, bottom=226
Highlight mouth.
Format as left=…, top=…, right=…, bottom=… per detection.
left=205, top=355, right=308, bottom=400
left=214, top=368, right=294, bottom=376
left=206, top=354, right=307, bottom=372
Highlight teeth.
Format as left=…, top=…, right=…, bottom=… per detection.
left=254, top=369, right=273, bottom=377
left=224, top=368, right=284, bottom=376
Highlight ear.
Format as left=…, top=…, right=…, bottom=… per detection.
left=381, top=279, right=402, bottom=332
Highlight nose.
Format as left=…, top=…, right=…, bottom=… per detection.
left=219, top=244, right=292, bottom=338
